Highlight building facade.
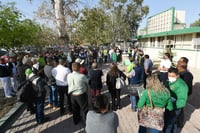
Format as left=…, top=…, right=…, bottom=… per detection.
left=137, top=7, right=200, bottom=69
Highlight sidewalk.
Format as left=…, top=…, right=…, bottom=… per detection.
left=0, top=63, right=200, bottom=133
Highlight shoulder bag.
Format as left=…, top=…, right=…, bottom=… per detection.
left=137, top=90, right=165, bottom=131
left=116, top=73, right=126, bottom=89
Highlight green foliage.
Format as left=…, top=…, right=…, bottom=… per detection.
left=190, top=18, right=200, bottom=27
left=0, top=2, right=57, bottom=49
left=74, top=7, right=110, bottom=45
left=0, top=2, right=22, bottom=48
left=72, top=0, right=148, bottom=45
left=98, top=0, right=149, bottom=43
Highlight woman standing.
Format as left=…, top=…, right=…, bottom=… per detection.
left=106, top=63, right=126, bottom=110
left=137, top=74, right=173, bottom=133
left=88, top=62, right=103, bottom=99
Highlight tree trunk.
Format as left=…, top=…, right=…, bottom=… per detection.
left=53, top=0, right=69, bottom=46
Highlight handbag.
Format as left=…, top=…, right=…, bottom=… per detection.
left=128, top=83, right=144, bottom=96
left=137, top=90, right=165, bottom=131
left=116, top=74, right=126, bottom=89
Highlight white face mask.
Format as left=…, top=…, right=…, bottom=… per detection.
left=168, top=77, right=177, bottom=83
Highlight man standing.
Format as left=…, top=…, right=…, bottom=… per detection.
left=44, top=57, right=58, bottom=110
left=0, top=58, right=12, bottom=98
left=52, top=58, right=72, bottom=115
left=163, top=67, right=188, bottom=133
left=176, top=57, right=193, bottom=128
left=67, top=62, right=89, bottom=126
left=158, top=53, right=171, bottom=87
left=143, top=54, right=153, bottom=88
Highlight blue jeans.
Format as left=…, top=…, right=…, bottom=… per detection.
left=163, top=109, right=181, bottom=133
left=139, top=126, right=160, bottom=133
left=48, top=84, right=58, bottom=107
left=150, top=128, right=160, bottom=133
left=35, top=94, right=45, bottom=123
left=130, top=96, right=136, bottom=111
left=0, top=77, right=12, bottom=97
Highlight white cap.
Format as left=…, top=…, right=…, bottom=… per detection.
left=32, top=63, right=39, bottom=70
left=75, top=58, right=85, bottom=65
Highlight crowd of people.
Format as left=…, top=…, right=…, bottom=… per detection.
left=0, top=45, right=194, bottom=133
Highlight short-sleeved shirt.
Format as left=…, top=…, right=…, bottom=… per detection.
left=144, top=59, right=153, bottom=72
left=159, top=59, right=171, bottom=72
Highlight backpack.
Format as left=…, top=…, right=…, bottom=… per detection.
left=16, top=75, right=38, bottom=103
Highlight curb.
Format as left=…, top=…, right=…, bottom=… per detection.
left=0, top=102, right=24, bottom=132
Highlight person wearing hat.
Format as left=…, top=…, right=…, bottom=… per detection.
left=75, top=58, right=88, bottom=76
left=27, top=64, right=49, bottom=124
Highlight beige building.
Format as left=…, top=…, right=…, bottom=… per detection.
left=137, top=7, right=200, bottom=69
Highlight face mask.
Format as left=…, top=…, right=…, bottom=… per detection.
left=168, top=77, right=176, bottom=83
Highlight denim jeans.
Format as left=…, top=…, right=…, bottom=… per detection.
left=150, top=128, right=160, bottom=133
left=48, top=84, right=58, bottom=107
left=130, top=96, right=136, bottom=111
left=10, top=77, right=17, bottom=92
left=138, top=126, right=147, bottom=133
left=139, top=126, right=160, bottom=133
left=35, top=94, right=45, bottom=123
left=163, top=109, right=181, bottom=133
left=0, top=77, right=12, bottom=97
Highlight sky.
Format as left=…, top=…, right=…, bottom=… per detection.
left=1, top=0, right=200, bottom=29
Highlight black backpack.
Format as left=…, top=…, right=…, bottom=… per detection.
left=17, top=75, right=38, bottom=103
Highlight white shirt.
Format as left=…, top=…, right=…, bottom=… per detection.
left=52, top=64, right=71, bottom=86
left=159, top=59, right=171, bottom=72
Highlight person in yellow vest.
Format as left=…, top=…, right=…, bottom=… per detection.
left=103, top=49, right=108, bottom=63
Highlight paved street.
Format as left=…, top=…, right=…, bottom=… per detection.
left=1, top=63, right=200, bottom=133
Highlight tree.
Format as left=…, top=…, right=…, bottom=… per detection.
left=0, top=2, right=22, bottom=48
left=190, top=18, right=200, bottom=27
left=0, top=2, right=55, bottom=49
left=34, top=0, right=79, bottom=46
left=75, top=7, right=110, bottom=45
left=99, top=0, right=149, bottom=43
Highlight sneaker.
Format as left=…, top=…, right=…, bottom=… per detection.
left=47, top=104, right=52, bottom=108
left=53, top=107, right=58, bottom=111
left=6, top=95, right=13, bottom=98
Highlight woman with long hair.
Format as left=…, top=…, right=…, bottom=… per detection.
left=137, top=74, right=173, bottom=133
left=106, top=63, right=126, bottom=110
